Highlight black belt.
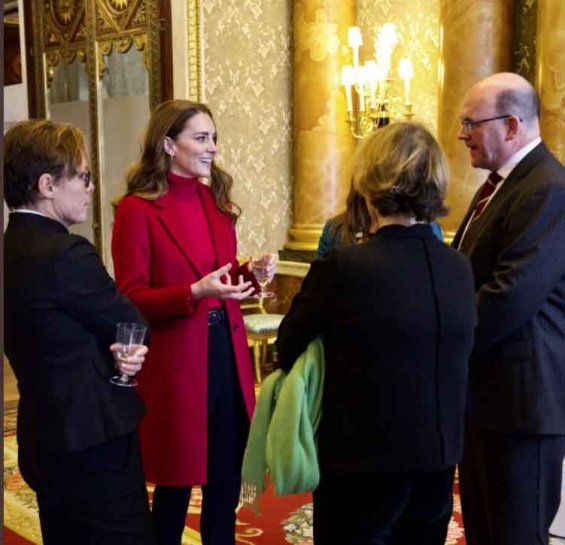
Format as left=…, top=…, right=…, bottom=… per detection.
left=207, top=308, right=225, bottom=326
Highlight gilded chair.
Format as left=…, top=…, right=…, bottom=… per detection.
left=241, top=298, right=284, bottom=383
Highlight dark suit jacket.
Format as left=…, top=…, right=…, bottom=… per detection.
left=4, top=213, right=146, bottom=488
left=277, top=224, right=477, bottom=473
left=453, top=142, right=565, bottom=434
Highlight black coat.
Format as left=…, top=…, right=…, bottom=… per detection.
left=276, top=224, right=477, bottom=473
left=4, top=213, right=146, bottom=488
left=453, top=142, right=565, bottom=434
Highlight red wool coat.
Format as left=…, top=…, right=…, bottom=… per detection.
left=112, top=178, right=255, bottom=485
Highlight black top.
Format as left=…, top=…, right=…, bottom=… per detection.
left=277, top=224, right=477, bottom=473
left=4, top=212, right=146, bottom=487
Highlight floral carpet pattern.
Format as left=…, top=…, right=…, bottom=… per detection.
left=3, top=400, right=465, bottom=544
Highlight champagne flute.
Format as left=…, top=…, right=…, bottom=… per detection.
left=110, top=322, right=147, bottom=387
left=251, top=255, right=275, bottom=299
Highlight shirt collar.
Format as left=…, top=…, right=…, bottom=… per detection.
left=497, top=137, right=541, bottom=180
left=11, top=208, right=49, bottom=218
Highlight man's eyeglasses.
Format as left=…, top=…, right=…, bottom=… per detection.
left=459, top=114, right=522, bottom=132
left=77, top=170, right=92, bottom=188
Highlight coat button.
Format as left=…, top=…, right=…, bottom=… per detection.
left=233, top=324, right=239, bottom=331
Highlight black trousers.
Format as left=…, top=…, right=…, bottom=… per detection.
left=152, top=315, right=249, bottom=545
left=459, top=430, right=565, bottom=545
left=34, top=431, right=155, bottom=545
left=313, top=466, right=456, bottom=545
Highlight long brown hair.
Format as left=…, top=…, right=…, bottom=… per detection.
left=125, top=99, right=240, bottom=221
left=326, top=183, right=372, bottom=245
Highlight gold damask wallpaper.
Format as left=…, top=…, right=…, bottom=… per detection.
left=359, top=0, right=440, bottom=132
left=201, top=0, right=292, bottom=257
left=197, top=0, right=556, bottom=257
left=200, top=0, right=440, bottom=256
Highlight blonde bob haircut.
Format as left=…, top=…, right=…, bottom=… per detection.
left=353, top=121, right=449, bottom=222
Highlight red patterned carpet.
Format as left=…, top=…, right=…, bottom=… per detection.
left=3, top=401, right=465, bottom=544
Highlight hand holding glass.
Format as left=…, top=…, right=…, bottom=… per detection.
left=251, top=255, right=275, bottom=299
left=110, top=322, right=147, bottom=387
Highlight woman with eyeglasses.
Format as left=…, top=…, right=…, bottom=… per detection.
left=3, top=119, right=156, bottom=545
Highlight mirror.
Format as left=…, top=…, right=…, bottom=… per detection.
left=100, top=47, right=150, bottom=272
left=27, top=0, right=173, bottom=267
left=48, top=58, right=93, bottom=242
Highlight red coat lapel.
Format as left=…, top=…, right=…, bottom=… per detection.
left=153, top=183, right=236, bottom=278
left=154, top=191, right=208, bottom=278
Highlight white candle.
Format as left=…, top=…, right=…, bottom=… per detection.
left=358, top=65, right=366, bottom=112
left=364, top=60, right=378, bottom=104
left=345, top=86, right=353, bottom=112
left=398, top=58, right=414, bottom=105
left=348, top=27, right=363, bottom=70
left=341, top=65, right=355, bottom=112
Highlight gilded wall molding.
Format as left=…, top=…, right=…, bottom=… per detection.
left=145, top=0, right=162, bottom=107
left=85, top=0, right=103, bottom=252
left=187, top=0, right=202, bottom=101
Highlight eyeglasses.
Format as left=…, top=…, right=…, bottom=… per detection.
left=77, top=170, right=92, bottom=188
left=459, top=114, right=521, bottom=132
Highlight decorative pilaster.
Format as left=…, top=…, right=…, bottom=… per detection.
left=536, top=0, right=565, bottom=164
left=284, top=0, right=356, bottom=258
left=437, top=0, right=514, bottom=242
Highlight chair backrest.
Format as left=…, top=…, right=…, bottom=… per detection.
left=241, top=296, right=268, bottom=315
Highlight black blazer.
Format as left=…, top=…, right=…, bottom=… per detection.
left=4, top=213, right=146, bottom=486
left=453, top=142, right=565, bottom=434
left=276, top=224, right=477, bottom=473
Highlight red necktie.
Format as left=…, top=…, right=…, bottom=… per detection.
left=470, top=171, right=502, bottom=222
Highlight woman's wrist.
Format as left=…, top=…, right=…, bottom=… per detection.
left=190, top=282, right=201, bottom=300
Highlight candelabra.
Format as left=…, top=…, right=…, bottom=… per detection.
left=341, top=24, right=415, bottom=139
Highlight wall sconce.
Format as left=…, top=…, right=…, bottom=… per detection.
left=341, top=23, right=414, bottom=139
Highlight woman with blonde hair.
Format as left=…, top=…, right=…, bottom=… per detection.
left=277, top=121, right=476, bottom=545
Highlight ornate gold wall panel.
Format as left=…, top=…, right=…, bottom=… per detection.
left=438, top=0, right=514, bottom=240
left=536, top=0, right=565, bottom=164
left=43, top=0, right=87, bottom=73
left=202, top=0, right=293, bottom=257
left=40, top=0, right=161, bottom=105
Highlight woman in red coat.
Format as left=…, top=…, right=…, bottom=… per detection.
left=112, top=100, right=275, bottom=545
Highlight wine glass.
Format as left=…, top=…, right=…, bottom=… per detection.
left=109, top=322, right=147, bottom=387
left=251, top=255, right=275, bottom=299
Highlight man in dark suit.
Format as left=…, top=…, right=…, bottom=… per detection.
left=3, top=120, right=155, bottom=544
left=277, top=122, right=477, bottom=545
left=454, top=72, right=565, bottom=545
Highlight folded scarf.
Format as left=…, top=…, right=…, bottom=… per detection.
left=240, top=337, right=325, bottom=512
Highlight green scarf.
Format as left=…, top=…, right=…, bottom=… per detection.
left=240, top=337, right=325, bottom=512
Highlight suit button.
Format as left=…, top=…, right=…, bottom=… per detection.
left=233, top=324, right=239, bottom=331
